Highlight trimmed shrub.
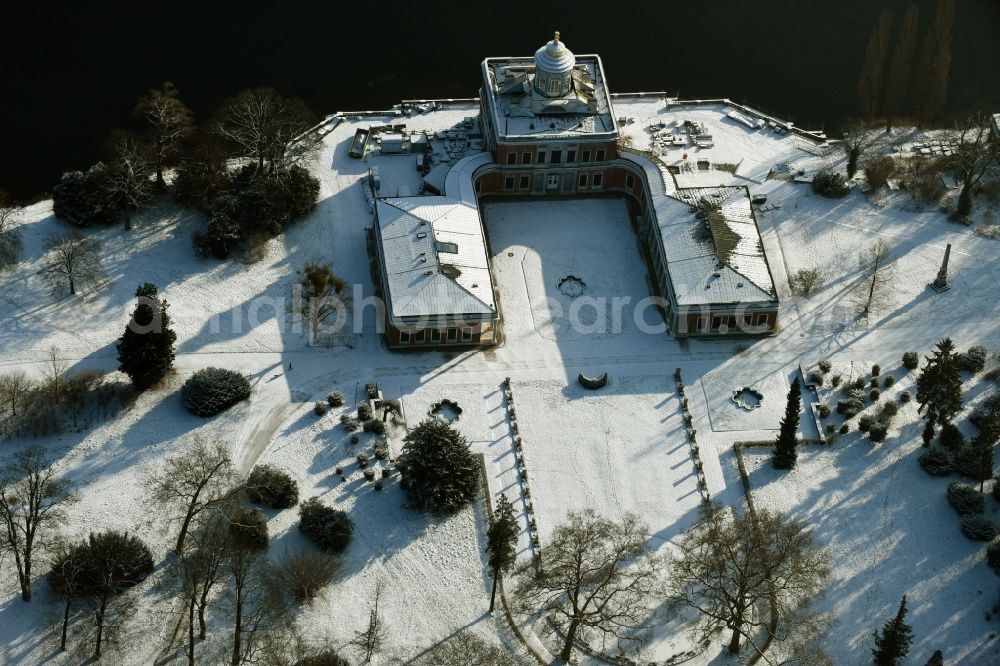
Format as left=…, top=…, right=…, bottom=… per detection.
left=365, top=382, right=379, bottom=400
left=811, top=171, right=850, bottom=198
left=963, top=346, right=988, bottom=373
left=825, top=423, right=836, bottom=435
left=313, top=401, right=327, bottom=416
left=363, top=469, right=376, bottom=482
left=840, top=423, right=850, bottom=434
left=837, top=399, right=862, bottom=418
left=350, top=433, right=359, bottom=444
left=899, top=390, right=912, bottom=404
left=358, top=403, right=373, bottom=421
left=883, top=375, right=895, bottom=388
left=363, top=419, right=386, bottom=435
left=854, top=376, right=867, bottom=390
left=228, top=506, right=269, bottom=551
left=818, top=360, right=832, bottom=374
left=987, top=542, right=1000, bottom=575
left=373, top=440, right=389, bottom=460
left=872, top=364, right=881, bottom=377
left=356, top=452, right=369, bottom=468
left=956, top=445, right=984, bottom=480
left=181, top=367, right=252, bottom=416
left=298, top=497, right=353, bottom=553
left=340, top=414, right=360, bottom=431
left=940, top=423, right=966, bottom=451
left=868, top=422, right=888, bottom=443
left=919, top=448, right=953, bottom=476
left=807, top=370, right=824, bottom=386
left=381, top=467, right=392, bottom=478
left=870, top=388, right=881, bottom=401
left=859, top=415, right=875, bottom=433
left=327, top=392, right=344, bottom=407
left=818, top=403, right=832, bottom=418
left=831, top=374, right=842, bottom=387
left=246, top=465, right=299, bottom=509
left=880, top=401, right=899, bottom=422
left=902, top=352, right=919, bottom=371
left=334, top=465, right=343, bottom=475
left=948, top=482, right=985, bottom=515
left=374, top=480, right=384, bottom=491
left=961, top=515, right=997, bottom=541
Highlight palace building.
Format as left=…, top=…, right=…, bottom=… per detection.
left=368, top=32, right=782, bottom=350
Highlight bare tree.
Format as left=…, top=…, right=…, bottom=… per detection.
left=668, top=505, right=831, bottom=657
left=950, top=113, right=1000, bottom=218
left=854, top=238, right=896, bottom=318
left=842, top=121, right=881, bottom=179
left=351, top=579, right=388, bottom=664
left=788, top=267, right=824, bottom=297
left=42, top=346, right=69, bottom=406
left=48, top=538, right=89, bottom=651
left=514, top=509, right=662, bottom=662
left=134, top=81, right=194, bottom=191
left=214, top=88, right=315, bottom=174
left=107, top=133, right=153, bottom=230
left=414, top=632, right=520, bottom=666
left=856, top=8, right=892, bottom=119
left=291, top=262, right=349, bottom=345
left=144, top=436, right=237, bottom=553
left=0, top=190, right=23, bottom=269
left=42, top=232, right=105, bottom=296
left=913, top=0, right=955, bottom=126
left=227, top=546, right=282, bottom=666
left=0, top=445, right=77, bottom=601
left=0, top=370, right=34, bottom=417
left=167, top=517, right=229, bottom=665
left=883, top=4, right=920, bottom=133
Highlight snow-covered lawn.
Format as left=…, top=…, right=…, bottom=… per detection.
left=742, top=367, right=1000, bottom=664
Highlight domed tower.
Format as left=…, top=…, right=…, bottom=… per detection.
left=533, top=31, right=575, bottom=98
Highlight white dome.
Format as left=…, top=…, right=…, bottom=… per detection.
left=534, top=31, right=575, bottom=75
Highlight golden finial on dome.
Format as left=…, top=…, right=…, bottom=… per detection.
left=554, top=31, right=561, bottom=43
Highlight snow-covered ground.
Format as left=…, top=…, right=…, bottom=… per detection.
left=1, top=97, right=999, bottom=664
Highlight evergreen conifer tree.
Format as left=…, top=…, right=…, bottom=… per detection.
left=486, top=494, right=518, bottom=612
left=117, top=283, right=177, bottom=390
left=924, top=649, right=943, bottom=666
left=916, top=338, right=963, bottom=428
left=398, top=420, right=479, bottom=512
left=772, top=377, right=802, bottom=469
left=873, top=595, right=914, bottom=665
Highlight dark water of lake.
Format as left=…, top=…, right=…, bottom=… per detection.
left=2, top=0, right=999, bottom=200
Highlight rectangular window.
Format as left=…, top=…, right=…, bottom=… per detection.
left=742, top=313, right=753, bottom=327
left=596, top=149, right=606, bottom=161
left=537, top=151, right=546, bottom=164
left=582, top=149, right=591, bottom=162
left=462, top=327, right=473, bottom=341
left=625, top=174, right=635, bottom=189
left=712, top=315, right=724, bottom=330
left=506, top=152, right=516, bottom=165
left=755, top=313, right=770, bottom=327
left=551, top=150, right=562, bottom=164
left=431, top=329, right=441, bottom=342
left=567, top=150, right=576, bottom=163
left=592, top=173, right=603, bottom=187
left=447, top=328, right=458, bottom=342
left=696, top=316, right=709, bottom=332
left=522, top=152, right=532, bottom=164
left=726, top=316, right=738, bottom=330
left=504, top=175, right=515, bottom=189
left=399, top=330, right=411, bottom=343
left=578, top=173, right=588, bottom=188
left=519, top=175, right=529, bottom=189
left=415, top=330, right=426, bottom=343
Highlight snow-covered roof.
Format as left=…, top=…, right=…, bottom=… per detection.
left=480, top=54, right=617, bottom=141
left=620, top=152, right=777, bottom=307
left=375, top=153, right=496, bottom=322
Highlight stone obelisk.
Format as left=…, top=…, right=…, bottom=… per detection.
left=931, top=243, right=952, bottom=293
